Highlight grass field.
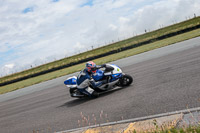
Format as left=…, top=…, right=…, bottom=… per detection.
left=0, top=27, right=200, bottom=94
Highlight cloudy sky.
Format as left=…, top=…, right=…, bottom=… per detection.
left=0, top=0, right=200, bottom=76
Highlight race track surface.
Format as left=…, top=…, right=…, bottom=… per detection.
left=0, top=37, right=200, bottom=133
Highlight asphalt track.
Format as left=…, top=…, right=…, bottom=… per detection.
left=0, top=37, right=200, bottom=133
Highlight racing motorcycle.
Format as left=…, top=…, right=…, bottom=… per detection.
left=64, top=64, right=133, bottom=98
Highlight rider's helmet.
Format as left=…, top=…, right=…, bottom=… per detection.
left=86, top=61, right=97, bottom=73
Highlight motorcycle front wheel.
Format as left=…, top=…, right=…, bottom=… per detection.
left=119, top=74, right=133, bottom=86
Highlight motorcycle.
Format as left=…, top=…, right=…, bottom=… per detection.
left=64, top=64, right=133, bottom=98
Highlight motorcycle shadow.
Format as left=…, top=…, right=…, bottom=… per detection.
left=59, top=97, right=92, bottom=108
left=59, top=87, right=127, bottom=108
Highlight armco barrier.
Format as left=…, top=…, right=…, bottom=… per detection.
left=1, top=24, right=200, bottom=87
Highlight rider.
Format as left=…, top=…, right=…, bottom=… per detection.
left=76, top=61, right=106, bottom=98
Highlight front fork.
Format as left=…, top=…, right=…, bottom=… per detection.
left=116, top=73, right=125, bottom=86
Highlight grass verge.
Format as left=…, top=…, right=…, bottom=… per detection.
left=0, top=28, right=200, bottom=94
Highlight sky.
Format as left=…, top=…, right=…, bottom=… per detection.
left=0, top=0, right=200, bottom=76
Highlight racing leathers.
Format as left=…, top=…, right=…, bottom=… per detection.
left=76, top=65, right=106, bottom=97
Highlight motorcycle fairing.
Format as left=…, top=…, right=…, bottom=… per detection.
left=64, top=76, right=77, bottom=88
left=110, top=73, right=122, bottom=82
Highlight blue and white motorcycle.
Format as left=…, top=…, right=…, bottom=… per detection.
left=64, top=64, right=133, bottom=98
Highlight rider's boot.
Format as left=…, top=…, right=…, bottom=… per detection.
left=91, top=91, right=99, bottom=98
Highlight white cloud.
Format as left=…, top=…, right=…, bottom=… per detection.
left=109, top=24, right=117, bottom=31
left=119, top=17, right=130, bottom=24
left=0, top=64, right=16, bottom=76
left=111, top=0, right=128, bottom=8
left=74, top=42, right=86, bottom=49
left=5, top=64, right=15, bottom=69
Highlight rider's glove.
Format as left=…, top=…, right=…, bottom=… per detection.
left=96, top=64, right=106, bottom=69
left=101, top=64, right=106, bottom=68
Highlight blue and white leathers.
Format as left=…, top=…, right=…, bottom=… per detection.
left=92, top=69, right=104, bottom=81
left=76, top=69, right=103, bottom=97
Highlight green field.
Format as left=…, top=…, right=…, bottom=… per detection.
left=0, top=17, right=200, bottom=94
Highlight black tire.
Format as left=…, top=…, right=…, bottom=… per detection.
left=69, top=87, right=77, bottom=94
left=91, top=91, right=99, bottom=98
left=120, top=74, right=133, bottom=86
left=69, top=88, right=87, bottom=98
